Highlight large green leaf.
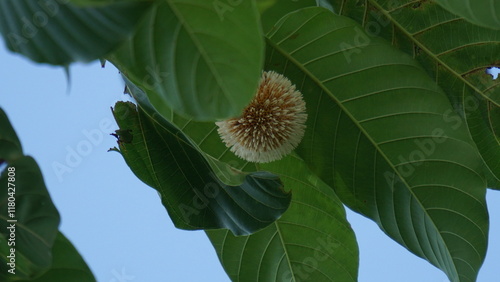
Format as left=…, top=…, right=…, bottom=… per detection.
left=326, top=0, right=500, bottom=188
left=433, top=0, right=500, bottom=30
left=0, top=157, right=60, bottom=281
left=111, top=99, right=291, bottom=236
left=265, top=7, right=488, bottom=281
left=24, top=232, right=96, bottom=282
left=0, top=0, right=151, bottom=65
left=110, top=0, right=264, bottom=121
left=207, top=155, right=358, bottom=281
left=122, top=76, right=257, bottom=186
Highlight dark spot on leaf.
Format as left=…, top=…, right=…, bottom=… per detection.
left=290, top=33, right=299, bottom=40
left=414, top=44, right=422, bottom=56
left=112, top=129, right=133, bottom=144
left=368, top=4, right=378, bottom=12
left=411, top=0, right=428, bottom=9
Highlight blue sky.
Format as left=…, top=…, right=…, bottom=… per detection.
left=1, top=42, right=499, bottom=281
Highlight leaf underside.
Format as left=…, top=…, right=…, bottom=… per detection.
left=207, top=155, right=359, bottom=282
left=264, top=7, right=488, bottom=282
left=0, top=0, right=151, bottom=65
left=110, top=0, right=264, bottom=121
left=112, top=94, right=291, bottom=236
left=327, top=0, right=500, bottom=188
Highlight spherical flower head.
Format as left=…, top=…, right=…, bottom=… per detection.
left=216, top=71, right=307, bottom=163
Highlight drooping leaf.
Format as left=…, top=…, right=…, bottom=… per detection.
left=111, top=100, right=291, bottom=236
left=0, top=0, right=151, bottom=65
left=0, top=157, right=60, bottom=281
left=265, top=7, right=488, bottom=282
left=121, top=76, right=256, bottom=186
left=326, top=0, right=500, bottom=188
left=110, top=0, right=264, bottom=121
left=22, top=232, right=96, bottom=282
left=433, top=0, right=500, bottom=30
left=207, top=155, right=358, bottom=281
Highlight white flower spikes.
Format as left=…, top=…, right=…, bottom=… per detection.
left=216, top=71, right=307, bottom=163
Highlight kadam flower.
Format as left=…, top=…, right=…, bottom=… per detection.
left=216, top=71, right=307, bottom=163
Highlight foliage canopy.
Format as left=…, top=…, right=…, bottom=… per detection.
left=0, top=0, right=499, bottom=281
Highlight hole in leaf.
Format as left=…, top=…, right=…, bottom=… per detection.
left=486, top=67, right=500, bottom=80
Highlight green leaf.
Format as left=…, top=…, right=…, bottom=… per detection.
left=109, top=0, right=264, bottom=121
left=0, top=157, right=61, bottom=281
left=111, top=100, right=291, bottom=236
left=257, top=0, right=317, bottom=33
left=0, top=0, right=151, bottom=65
left=433, top=0, right=500, bottom=30
left=121, top=75, right=256, bottom=186
left=266, top=7, right=488, bottom=282
left=327, top=0, right=500, bottom=187
left=0, top=109, right=22, bottom=163
left=22, top=232, right=96, bottom=282
left=207, top=155, right=358, bottom=281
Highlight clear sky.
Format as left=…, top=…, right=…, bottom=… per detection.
left=1, top=42, right=499, bottom=282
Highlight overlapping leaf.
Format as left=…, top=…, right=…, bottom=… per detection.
left=122, top=76, right=257, bottom=186
left=207, top=155, right=358, bottom=281
left=110, top=0, right=264, bottom=121
left=326, top=0, right=500, bottom=188
left=111, top=95, right=291, bottom=236
left=0, top=0, right=151, bottom=65
left=265, top=7, right=488, bottom=281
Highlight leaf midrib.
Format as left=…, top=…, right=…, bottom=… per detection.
left=166, top=0, right=237, bottom=110
left=366, top=0, right=500, bottom=108
left=264, top=12, right=460, bottom=278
